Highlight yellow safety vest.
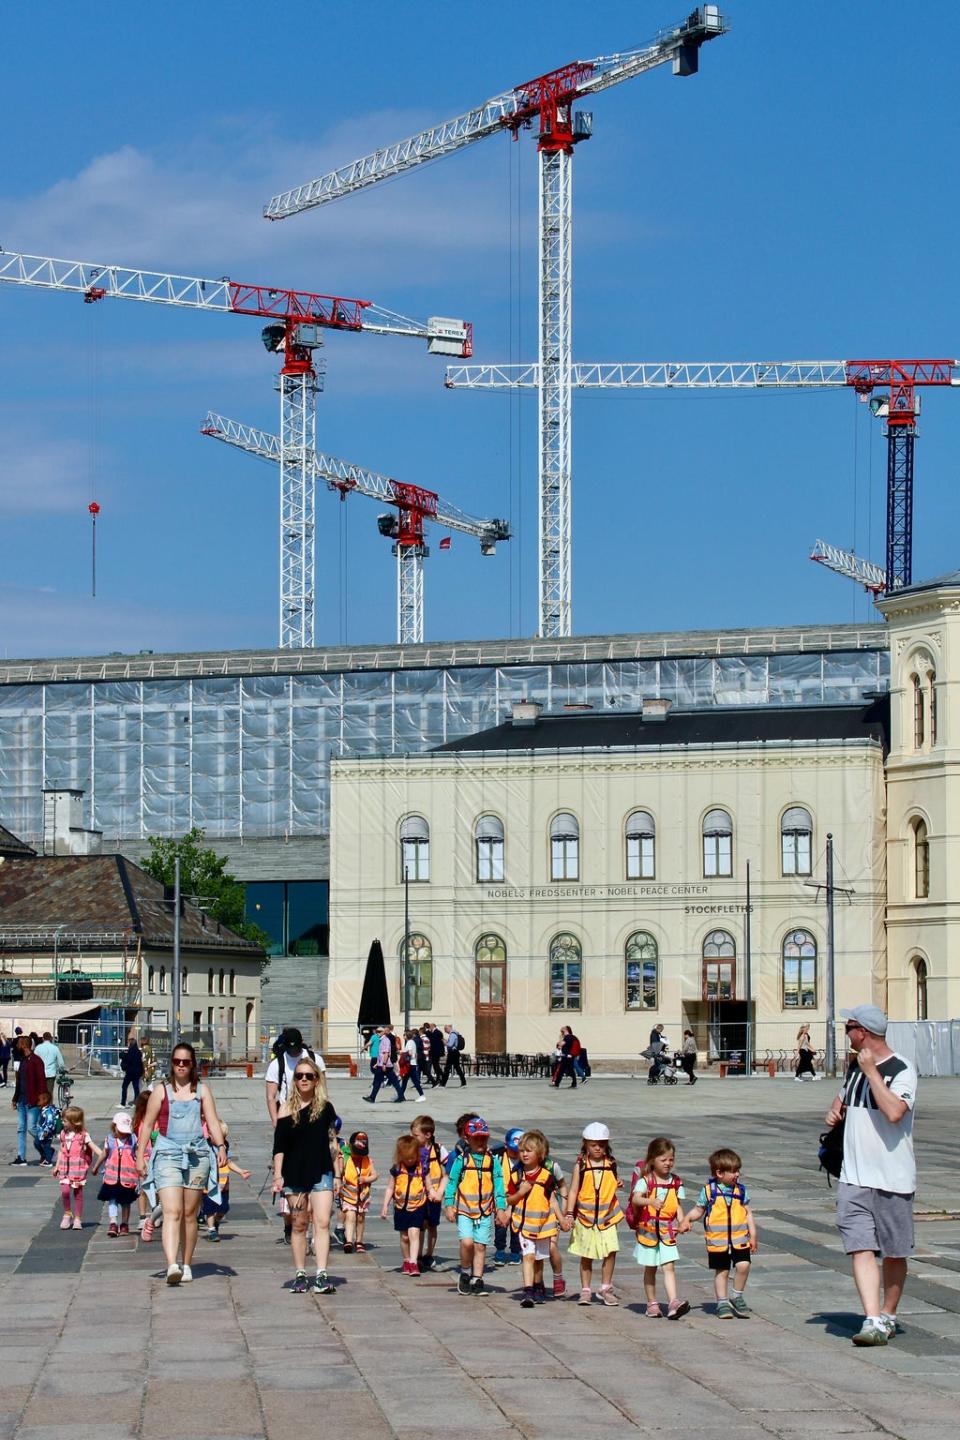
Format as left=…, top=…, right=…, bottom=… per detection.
left=341, top=1155, right=372, bottom=1208
left=511, top=1165, right=559, bottom=1240
left=393, top=1163, right=427, bottom=1211
left=454, top=1152, right=496, bottom=1218
left=702, top=1181, right=750, bottom=1253
left=574, top=1157, right=623, bottom=1231
left=633, top=1175, right=683, bottom=1249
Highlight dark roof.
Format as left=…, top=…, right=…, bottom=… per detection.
left=0, top=822, right=36, bottom=859
left=894, top=569, right=960, bottom=595
left=436, top=699, right=889, bottom=754
left=0, top=854, right=264, bottom=957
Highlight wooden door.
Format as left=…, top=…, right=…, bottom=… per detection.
left=475, top=935, right=507, bottom=1053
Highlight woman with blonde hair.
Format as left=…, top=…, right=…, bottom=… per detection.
left=795, top=1024, right=817, bottom=1081
left=272, top=1057, right=342, bottom=1294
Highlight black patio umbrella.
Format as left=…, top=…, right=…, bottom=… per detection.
left=357, top=939, right=391, bottom=1032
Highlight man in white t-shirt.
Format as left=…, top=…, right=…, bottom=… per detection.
left=265, top=1028, right=326, bottom=1127
left=824, top=1004, right=917, bottom=1349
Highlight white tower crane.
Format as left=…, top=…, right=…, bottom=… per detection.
left=810, top=540, right=887, bottom=595
left=200, top=411, right=510, bottom=645
left=262, top=8, right=727, bottom=639
left=0, top=249, right=470, bottom=648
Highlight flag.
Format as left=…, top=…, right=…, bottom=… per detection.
left=438, top=536, right=451, bottom=550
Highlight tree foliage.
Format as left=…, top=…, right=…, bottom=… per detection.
left=141, top=828, right=271, bottom=949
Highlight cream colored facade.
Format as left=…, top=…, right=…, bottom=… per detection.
left=330, top=737, right=886, bottom=1058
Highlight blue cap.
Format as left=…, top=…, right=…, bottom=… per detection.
left=505, top=1128, right=524, bottom=1148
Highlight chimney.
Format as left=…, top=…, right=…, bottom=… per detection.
left=641, top=698, right=671, bottom=723
left=41, top=788, right=103, bottom=856
left=511, top=700, right=542, bottom=728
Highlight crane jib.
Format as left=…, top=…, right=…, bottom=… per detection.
left=227, top=282, right=370, bottom=328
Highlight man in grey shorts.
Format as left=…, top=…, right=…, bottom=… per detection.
left=824, top=1004, right=917, bottom=1348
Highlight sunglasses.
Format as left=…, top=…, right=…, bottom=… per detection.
left=844, top=1024, right=863, bottom=1035
left=172, top=1057, right=192, bottom=1066
left=294, top=1072, right=317, bottom=1081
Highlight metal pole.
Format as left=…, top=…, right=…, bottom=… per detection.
left=172, top=855, right=182, bottom=1046
left=825, top=833, right=836, bottom=1077
left=403, top=863, right=411, bottom=1034
left=744, top=859, right=752, bottom=1076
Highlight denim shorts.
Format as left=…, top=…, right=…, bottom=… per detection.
left=286, top=1174, right=334, bottom=1196
left=153, top=1148, right=210, bottom=1192
left=457, top=1213, right=494, bottom=1246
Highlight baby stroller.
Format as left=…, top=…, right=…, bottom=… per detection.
left=645, top=1047, right=678, bottom=1085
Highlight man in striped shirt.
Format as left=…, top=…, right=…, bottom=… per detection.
left=825, top=1004, right=917, bottom=1349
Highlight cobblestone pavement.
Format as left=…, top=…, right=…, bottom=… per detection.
left=2, top=1071, right=959, bottom=1439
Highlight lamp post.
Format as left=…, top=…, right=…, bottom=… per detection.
left=172, top=855, right=182, bottom=1046
left=825, top=833, right=836, bottom=1078
left=402, top=862, right=411, bottom=1034
left=744, top=859, right=753, bottom=1076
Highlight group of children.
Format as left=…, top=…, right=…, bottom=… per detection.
left=48, top=1094, right=249, bottom=1243
left=332, top=1109, right=758, bottom=1315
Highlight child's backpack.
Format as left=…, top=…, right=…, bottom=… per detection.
left=623, top=1161, right=646, bottom=1231
left=818, top=1119, right=845, bottom=1185
left=37, top=1105, right=63, bottom=1143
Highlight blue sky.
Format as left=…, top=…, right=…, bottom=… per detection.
left=1, top=1, right=957, bottom=658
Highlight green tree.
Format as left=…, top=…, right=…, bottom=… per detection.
left=141, top=828, right=271, bottom=950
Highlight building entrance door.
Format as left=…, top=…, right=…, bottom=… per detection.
left=707, top=1000, right=749, bottom=1063
left=475, top=935, right=507, bottom=1053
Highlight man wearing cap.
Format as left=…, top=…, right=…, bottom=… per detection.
left=824, top=1004, right=918, bottom=1348
left=265, top=1029, right=326, bottom=1127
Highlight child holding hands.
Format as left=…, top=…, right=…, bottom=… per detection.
left=508, top=1130, right=571, bottom=1307
left=565, top=1122, right=623, bottom=1307
left=53, top=1105, right=102, bottom=1230
left=684, top=1146, right=758, bottom=1319
left=630, top=1136, right=690, bottom=1319
left=381, top=1133, right=439, bottom=1274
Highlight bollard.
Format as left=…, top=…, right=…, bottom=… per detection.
left=348, top=1058, right=358, bottom=1078
left=246, top=1062, right=254, bottom=1079
left=719, top=1061, right=728, bottom=1079
left=767, top=1059, right=776, bottom=1079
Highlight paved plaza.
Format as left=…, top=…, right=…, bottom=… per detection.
left=2, top=1070, right=959, bottom=1440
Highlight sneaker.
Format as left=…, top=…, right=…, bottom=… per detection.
left=166, top=1264, right=182, bottom=1286
left=408, top=1262, right=420, bottom=1276
left=206, top=1228, right=221, bottom=1242
left=400, top=1261, right=412, bottom=1274
left=645, top=1302, right=663, bottom=1318
left=852, top=1319, right=888, bottom=1347
left=419, top=1254, right=433, bottom=1271
left=533, top=1284, right=547, bottom=1304
left=72, top=1216, right=82, bottom=1231
left=333, top=1224, right=347, bottom=1247
left=180, top=1265, right=193, bottom=1283
left=552, top=1276, right=566, bottom=1298
left=361, top=1096, right=375, bottom=1104
left=60, top=1214, right=73, bottom=1229
left=414, top=1095, right=427, bottom=1103
left=470, top=1276, right=487, bottom=1297
left=879, top=1314, right=899, bottom=1339
left=521, top=1290, right=535, bottom=1308
left=292, top=1271, right=308, bottom=1294
left=458, top=1272, right=471, bottom=1295
left=667, top=1298, right=690, bottom=1320
left=313, top=1272, right=335, bottom=1294
left=577, top=1287, right=592, bottom=1306
left=10, top=1156, right=26, bottom=1166
left=508, top=1253, right=522, bottom=1265
left=107, top=1222, right=119, bottom=1238
left=729, top=1295, right=751, bottom=1318
left=141, top=1218, right=154, bottom=1241
left=39, top=1158, right=52, bottom=1167
left=598, top=1286, right=619, bottom=1307
left=118, top=1223, right=129, bottom=1236
left=493, top=1250, right=509, bottom=1266
left=716, top=1300, right=735, bottom=1319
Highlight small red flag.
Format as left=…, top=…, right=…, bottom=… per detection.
left=438, top=536, right=451, bottom=550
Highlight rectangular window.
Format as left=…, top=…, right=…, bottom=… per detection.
left=229, top=1006, right=236, bottom=1037
left=287, top=881, right=330, bottom=957
left=550, top=959, right=582, bottom=1011
left=476, top=839, right=504, bottom=883
left=703, top=961, right=735, bottom=1001
left=207, top=1006, right=215, bottom=1027
left=782, top=833, right=811, bottom=876
left=703, top=835, right=732, bottom=878
left=181, top=969, right=189, bottom=995
left=245, top=881, right=284, bottom=956
left=783, top=957, right=816, bottom=1008
left=551, top=838, right=579, bottom=882
left=192, top=1011, right=202, bottom=1031
left=626, top=835, right=655, bottom=880
left=401, top=838, right=430, bottom=882
left=625, top=960, right=657, bottom=1009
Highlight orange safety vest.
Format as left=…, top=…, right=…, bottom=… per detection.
left=341, top=1155, right=372, bottom=1208
left=574, top=1157, right=623, bottom=1231
left=453, top=1151, right=496, bottom=1218
left=633, top=1174, right=683, bottom=1249
left=702, top=1180, right=750, bottom=1253
left=510, top=1165, right=559, bottom=1240
left=419, top=1141, right=444, bottom=1190
left=393, top=1163, right=427, bottom=1212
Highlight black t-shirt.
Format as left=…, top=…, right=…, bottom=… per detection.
left=273, top=1102, right=337, bottom=1192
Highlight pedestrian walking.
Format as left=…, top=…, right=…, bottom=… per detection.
left=552, top=1026, right=579, bottom=1088
left=271, top=1056, right=342, bottom=1295
left=629, top=1136, right=690, bottom=1319
left=53, top=1104, right=101, bottom=1230
left=444, top=1117, right=507, bottom=1296
left=825, top=1004, right=917, bottom=1347
left=120, top=1038, right=144, bottom=1105
left=410, top=1114, right=447, bottom=1270
left=131, top=1091, right=157, bottom=1238
left=440, top=1023, right=467, bottom=1087
left=680, top=1030, right=698, bottom=1085
left=363, top=1025, right=405, bottom=1103
left=35, top=1090, right=61, bottom=1166
left=265, top=1028, right=326, bottom=1127
left=684, top=1146, right=758, bottom=1319
left=795, top=1025, right=817, bottom=1081
left=508, top=1130, right=570, bottom=1307
left=202, top=1124, right=251, bottom=1242
left=92, top=1111, right=140, bottom=1237
left=340, top=1131, right=376, bottom=1253
left=399, top=1028, right=427, bottom=1101
left=136, top=1042, right=228, bottom=1286
left=0, top=1032, right=10, bottom=1087
left=565, top=1122, right=623, bottom=1307
left=381, top=1133, right=441, bottom=1275
left=10, top=1034, right=46, bottom=1165
left=35, top=1031, right=66, bottom=1086
left=425, top=1023, right=445, bottom=1087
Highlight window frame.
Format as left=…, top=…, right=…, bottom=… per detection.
left=475, top=815, right=505, bottom=884
left=912, top=818, right=930, bottom=899
left=702, top=809, right=733, bottom=879
left=625, top=810, right=656, bottom=880
left=549, top=932, right=582, bottom=1012
left=781, top=806, right=813, bottom=877
left=400, top=815, right=430, bottom=883
left=549, top=812, right=580, bottom=882
left=914, top=956, right=928, bottom=1020
left=401, top=931, right=433, bottom=1012
left=624, top=930, right=658, bottom=1010
left=782, top=928, right=817, bottom=1009
left=701, top=929, right=736, bottom=1001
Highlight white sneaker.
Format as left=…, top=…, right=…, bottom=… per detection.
left=180, top=1264, right=193, bottom=1283
left=166, top=1264, right=182, bottom=1286
left=414, top=1095, right=427, bottom=1103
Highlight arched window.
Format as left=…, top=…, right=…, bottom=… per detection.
left=476, top=934, right=506, bottom=1007
left=912, top=673, right=925, bottom=749
left=781, top=807, right=813, bottom=877
left=147, top=965, right=155, bottom=995
left=625, top=811, right=656, bottom=880
left=229, top=969, right=236, bottom=996
left=475, top=815, right=505, bottom=883
left=912, top=819, right=929, bottom=898
left=549, top=933, right=582, bottom=1011
left=218, top=967, right=225, bottom=995
left=702, top=930, right=736, bottom=1001
left=181, top=967, right=188, bottom=995
left=400, top=815, right=430, bottom=882
left=400, top=932, right=433, bottom=1011
left=208, top=967, right=214, bottom=995
left=550, top=812, right=580, bottom=881
left=914, top=957, right=928, bottom=1021
left=782, top=929, right=817, bottom=1008
left=702, top=809, right=733, bottom=878
left=159, top=965, right=166, bottom=994
left=625, top=931, right=658, bottom=1010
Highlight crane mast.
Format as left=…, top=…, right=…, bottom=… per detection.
left=201, top=411, right=509, bottom=645
left=0, top=248, right=470, bottom=648
left=262, top=8, right=727, bottom=638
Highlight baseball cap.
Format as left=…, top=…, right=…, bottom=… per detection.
left=840, top=1004, right=888, bottom=1036
left=464, top=1117, right=490, bottom=1138
left=582, top=1122, right=610, bottom=1142
left=285, top=1028, right=304, bottom=1049
left=504, top=1128, right=524, bottom=1148
left=113, top=1110, right=133, bottom=1134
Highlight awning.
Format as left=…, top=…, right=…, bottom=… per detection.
left=0, top=1000, right=102, bottom=1034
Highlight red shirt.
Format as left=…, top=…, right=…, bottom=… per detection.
left=16, top=1053, right=47, bottom=1107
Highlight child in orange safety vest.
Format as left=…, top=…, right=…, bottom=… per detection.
left=91, top=1110, right=139, bottom=1237
left=564, top=1121, right=624, bottom=1308
left=341, top=1130, right=377, bottom=1254
left=629, top=1135, right=690, bottom=1319
left=382, top=1133, right=439, bottom=1275
left=683, top=1146, right=758, bottom=1319
left=508, top=1129, right=571, bottom=1307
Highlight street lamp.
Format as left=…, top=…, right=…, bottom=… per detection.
left=402, top=862, right=411, bottom=1034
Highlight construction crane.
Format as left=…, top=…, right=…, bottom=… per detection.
left=200, top=411, right=510, bottom=645
left=0, top=248, right=470, bottom=648
left=446, top=357, right=960, bottom=592
left=810, top=540, right=886, bottom=595
left=263, top=7, right=727, bottom=640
